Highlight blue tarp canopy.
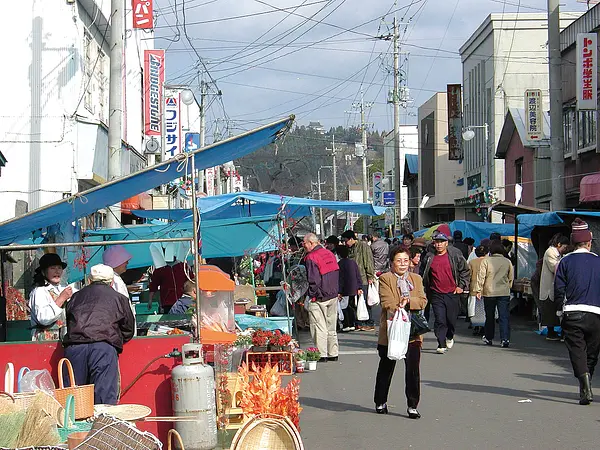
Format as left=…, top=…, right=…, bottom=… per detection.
left=131, top=191, right=387, bottom=221
left=517, top=210, right=600, bottom=227
left=0, top=117, right=293, bottom=246
left=64, top=215, right=280, bottom=283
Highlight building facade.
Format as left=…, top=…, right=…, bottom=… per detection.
left=459, top=12, right=579, bottom=214
left=383, top=126, right=418, bottom=224
left=417, top=93, right=464, bottom=227
left=0, top=0, right=153, bottom=223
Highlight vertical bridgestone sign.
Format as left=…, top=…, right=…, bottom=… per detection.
left=447, top=84, right=463, bottom=160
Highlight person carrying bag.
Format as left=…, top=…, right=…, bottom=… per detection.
left=374, top=246, right=428, bottom=420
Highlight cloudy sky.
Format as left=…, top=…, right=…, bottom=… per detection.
left=154, top=0, right=589, bottom=137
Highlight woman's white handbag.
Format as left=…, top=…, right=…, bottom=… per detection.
left=387, top=309, right=411, bottom=361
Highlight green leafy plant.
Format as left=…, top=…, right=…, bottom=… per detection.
left=305, top=347, right=321, bottom=361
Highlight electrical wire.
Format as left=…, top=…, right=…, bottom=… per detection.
left=498, top=0, right=520, bottom=92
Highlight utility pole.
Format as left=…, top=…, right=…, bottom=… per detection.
left=317, top=169, right=325, bottom=238
left=349, top=92, right=372, bottom=233
left=392, top=17, right=402, bottom=236
left=326, top=134, right=338, bottom=235
left=198, top=80, right=206, bottom=194
left=548, top=0, right=566, bottom=210
left=106, top=0, right=124, bottom=228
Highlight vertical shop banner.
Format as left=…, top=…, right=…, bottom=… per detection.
left=577, top=33, right=597, bottom=110
left=447, top=84, right=463, bottom=160
left=164, top=93, right=181, bottom=157
left=372, top=172, right=383, bottom=206
left=205, top=167, right=215, bottom=197
left=143, top=49, right=164, bottom=136
left=233, top=175, right=244, bottom=192
left=524, top=89, right=543, bottom=141
left=133, top=0, right=154, bottom=29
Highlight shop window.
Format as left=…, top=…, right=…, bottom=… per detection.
left=563, top=109, right=574, bottom=155
left=578, top=110, right=596, bottom=150
left=515, top=157, right=523, bottom=186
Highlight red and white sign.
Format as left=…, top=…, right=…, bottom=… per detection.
left=372, top=172, right=383, bottom=206
left=164, top=93, right=181, bottom=157
left=205, top=168, right=215, bottom=197
left=144, top=49, right=164, bottom=136
left=576, top=33, right=597, bottom=110
left=132, top=0, right=154, bottom=29
left=524, top=89, right=543, bottom=141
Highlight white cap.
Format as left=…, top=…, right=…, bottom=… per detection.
left=90, top=264, right=114, bottom=283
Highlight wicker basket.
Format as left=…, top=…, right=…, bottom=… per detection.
left=230, top=414, right=304, bottom=450
left=167, top=429, right=186, bottom=450
left=54, top=358, right=95, bottom=420
left=3, top=363, right=38, bottom=410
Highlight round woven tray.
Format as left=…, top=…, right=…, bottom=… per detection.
left=94, top=404, right=152, bottom=421
left=230, top=414, right=303, bottom=450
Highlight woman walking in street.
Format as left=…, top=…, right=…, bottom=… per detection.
left=374, top=247, right=427, bottom=419
left=337, top=245, right=362, bottom=332
left=539, top=234, right=570, bottom=340
left=468, top=244, right=489, bottom=335
left=475, top=240, right=514, bottom=348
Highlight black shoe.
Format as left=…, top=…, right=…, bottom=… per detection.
left=501, top=340, right=510, bottom=348
left=407, top=407, right=421, bottom=419
left=318, top=357, right=328, bottom=363
left=375, top=404, right=388, bottom=414
left=327, top=356, right=338, bottom=362
left=579, top=373, right=593, bottom=405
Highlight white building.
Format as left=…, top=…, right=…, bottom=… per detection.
left=459, top=12, right=580, bottom=213
left=0, top=0, right=153, bottom=223
left=383, top=126, right=418, bottom=222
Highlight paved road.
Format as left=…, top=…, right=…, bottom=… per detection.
left=297, top=317, right=599, bottom=449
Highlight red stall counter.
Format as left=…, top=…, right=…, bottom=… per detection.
left=0, top=335, right=191, bottom=444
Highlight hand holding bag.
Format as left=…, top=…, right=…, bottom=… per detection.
left=367, top=279, right=380, bottom=306
left=356, top=293, right=369, bottom=321
left=387, top=309, right=411, bottom=360
left=409, top=310, right=430, bottom=338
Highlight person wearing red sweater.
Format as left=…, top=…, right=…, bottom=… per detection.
left=148, top=260, right=194, bottom=313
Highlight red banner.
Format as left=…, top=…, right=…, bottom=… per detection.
left=132, top=0, right=154, bottom=29
left=144, top=49, right=164, bottom=136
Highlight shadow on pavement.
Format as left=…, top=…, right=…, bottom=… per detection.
left=300, top=396, right=408, bottom=418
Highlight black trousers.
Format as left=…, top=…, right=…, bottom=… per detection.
left=562, top=311, right=600, bottom=378
left=342, top=295, right=357, bottom=329
left=374, top=342, right=421, bottom=408
left=430, top=292, right=459, bottom=348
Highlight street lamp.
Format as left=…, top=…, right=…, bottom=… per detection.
left=462, top=123, right=489, bottom=189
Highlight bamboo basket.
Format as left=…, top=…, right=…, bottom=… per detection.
left=54, top=358, right=94, bottom=420
left=229, top=414, right=304, bottom=450
left=3, top=363, right=37, bottom=410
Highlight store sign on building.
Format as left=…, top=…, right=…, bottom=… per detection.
left=372, top=172, right=383, bottom=206
left=143, top=49, right=164, bottom=136
left=447, top=84, right=463, bottom=160
left=524, top=89, right=543, bottom=141
left=576, top=33, right=598, bottom=110
left=164, top=94, right=181, bottom=157
left=205, top=167, right=215, bottom=197
left=132, top=0, right=154, bottom=29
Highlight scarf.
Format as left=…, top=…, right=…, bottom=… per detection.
left=396, top=272, right=414, bottom=298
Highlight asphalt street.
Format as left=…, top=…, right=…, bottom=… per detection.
left=297, top=316, right=599, bottom=449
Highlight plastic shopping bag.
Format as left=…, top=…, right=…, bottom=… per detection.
left=367, top=279, right=380, bottom=306
left=387, top=309, right=411, bottom=361
left=357, top=293, right=369, bottom=321
left=339, top=296, right=349, bottom=309
left=337, top=301, right=344, bottom=322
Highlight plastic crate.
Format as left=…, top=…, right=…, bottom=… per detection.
left=245, top=352, right=294, bottom=375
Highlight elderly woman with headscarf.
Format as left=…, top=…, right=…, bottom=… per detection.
left=29, top=253, right=73, bottom=341
left=63, top=264, right=135, bottom=405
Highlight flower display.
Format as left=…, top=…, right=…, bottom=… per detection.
left=269, top=330, right=292, bottom=347
left=251, top=329, right=274, bottom=347
left=305, top=347, right=321, bottom=361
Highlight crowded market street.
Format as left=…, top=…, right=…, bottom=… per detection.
left=298, top=316, right=597, bottom=450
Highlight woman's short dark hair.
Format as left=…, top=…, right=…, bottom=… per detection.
left=336, top=245, right=349, bottom=259
left=549, top=233, right=569, bottom=247
left=409, top=246, right=421, bottom=259
left=463, top=237, right=475, bottom=246
left=489, top=240, right=506, bottom=256
left=475, top=245, right=488, bottom=258
left=390, top=245, right=410, bottom=262
left=403, top=233, right=414, bottom=241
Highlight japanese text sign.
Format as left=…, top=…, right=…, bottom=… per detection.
left=132, top=0, right=154, bottom=29
left=524, top=89, right=543, bottom=141
left=577, top=33, right=597, bottom=110
left=447, top=84, right=463, bottom=160
left=164, top=93, right=181, bottom=157
left=372, top=172, right=383, bottom=206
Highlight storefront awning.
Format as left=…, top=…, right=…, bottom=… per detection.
left=0, top=116, right=293, bottom=246
left=580, top=174, right=600, bottom=203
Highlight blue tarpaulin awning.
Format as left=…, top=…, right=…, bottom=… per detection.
left=516, top=210, right=600, bottom=227
left=131, top=191, right=386, bottom=222
left=0, top=117, right=293, bottom=246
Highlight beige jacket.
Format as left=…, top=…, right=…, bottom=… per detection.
left=378, top=271, right=427, bottom=345
left=539, top=246, right=560, bottom=301
left=468, top=257, right=485, bottom=293
left=474, top=254, right=514, bottom=297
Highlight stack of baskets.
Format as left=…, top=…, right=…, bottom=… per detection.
left=230, top=414, right=304, bottom=450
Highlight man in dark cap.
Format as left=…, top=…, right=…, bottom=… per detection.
left=452, top=230, right=470, bottom=260
left=555, top=218, right=600, bottom=405
left=421, top=230, right=470, bottom=354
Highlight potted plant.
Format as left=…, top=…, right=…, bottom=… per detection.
left=294, top=350, right=306, bottom=373
left=251, top=330, right=273, bottom=352
left=268, top=330, right=292, bottom=352
left=305, top=347, right=321, bottom=371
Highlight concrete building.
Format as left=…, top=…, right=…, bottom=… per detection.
left=383, top=126, right=418, bottom=224
left=0, top=0, right=153, bottom=223
left=404, top=154, right=419, bottom=230
left=418, top=93, right=464, bottom=227
left=458, top=12, right=580, bottom=217
left=560, top=5, right=600, bottom=208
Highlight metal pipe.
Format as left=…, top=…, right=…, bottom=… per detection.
left=190, top=151, right=202, bottom=345
left=277, top=219, right=294, bottom=339
left=0, top=237, right=193, bottom=252
left=0, top=251, right=6, bottom=342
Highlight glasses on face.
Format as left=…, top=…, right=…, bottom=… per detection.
left=393, top=258, right=410, bottom=265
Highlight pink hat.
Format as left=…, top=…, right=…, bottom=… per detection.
left=102, top=245, right=132, bottom=269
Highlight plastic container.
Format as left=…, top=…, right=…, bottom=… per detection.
left=198, top=266, right=235, bottom=333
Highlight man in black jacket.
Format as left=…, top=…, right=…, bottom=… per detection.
left=420, top=231, right=470, bottom=354
left=63, top=264, right=135, bottom=404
